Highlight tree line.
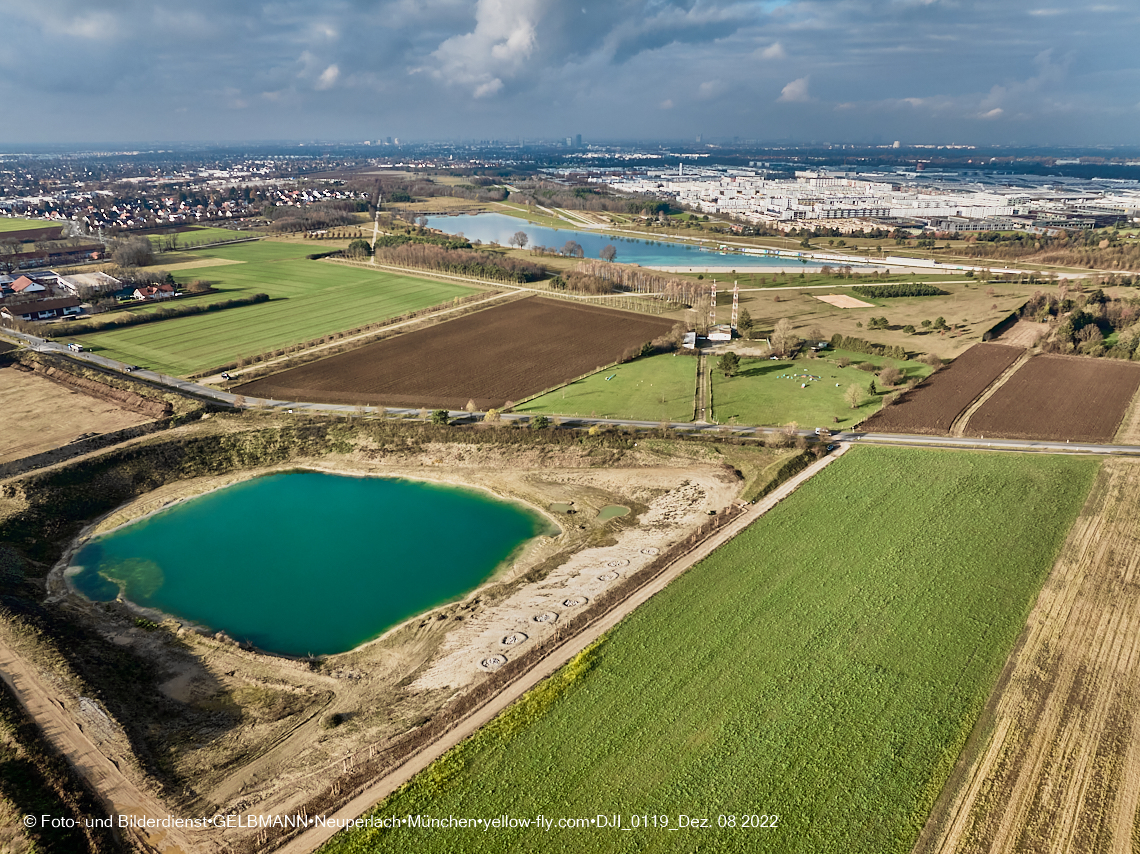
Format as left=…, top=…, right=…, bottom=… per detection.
left=851, top=283, right=948, bottom=298
left=372, top=244, right=545, bottom=283
left=829, top=334, right=911, bottom=361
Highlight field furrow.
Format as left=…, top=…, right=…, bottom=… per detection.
left=236, top=296, right=676, bottom=410
left=861, top=343, right=1023, bottom=435
left=918, top=459, right=1140, bottom=854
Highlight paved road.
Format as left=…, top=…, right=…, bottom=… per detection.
left=5, top=328, right=1139, bottom=458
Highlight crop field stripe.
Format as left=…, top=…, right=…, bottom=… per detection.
left=964, top=354, right=1140, bottom=444
left=862, top=343, right=1025, bottom=435
left=320, top=447, right=1098, bottom=854
left=918, top=459, right=1140, bottom=854
left=69, top=250, right=474, bottom=376
left=237, top=297, right=675, bottom=410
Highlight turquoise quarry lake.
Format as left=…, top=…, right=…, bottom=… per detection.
left=424, top=212, right=825, bottom=270
left=71, top=472, right=550, bottom=657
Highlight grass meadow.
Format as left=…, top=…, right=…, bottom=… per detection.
left=320, top=446, right=1097, bottom=854
left=64, top=241, right=475, bottom=376
left=516, top=352, right=698, bottom=422
left=145, top=225, right=256, bottom=247
left=0, top=217, right=58, bottom=234
left=712, top=348, right=934, bottom=428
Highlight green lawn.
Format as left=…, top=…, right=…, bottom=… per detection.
left=63, top=242, right=475, bottom=375
left=712, top=349, right=933, bottom=428
left=516, top=353, right=697, bottom=422
left=0, top=217, right=59, bottom=234
left=321, top=447, right=1097, bottom=854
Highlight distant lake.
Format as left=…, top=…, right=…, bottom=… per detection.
left=71, top=472, right=550, bottom=657
left=424, top=212, right=828, bottom=270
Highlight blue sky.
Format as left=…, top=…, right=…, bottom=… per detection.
left=2, top=0, right=1137, bottom=145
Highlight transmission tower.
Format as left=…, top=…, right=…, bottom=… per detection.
left=369, top=193, right=383, bottom=264
left=731, top=280, right=739, bottom=330
left=709, top=279, right=717, bottom=327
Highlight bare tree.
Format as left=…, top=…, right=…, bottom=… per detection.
left=770, top=318, right=799, bottom=357
left=845, top=384, right=862, bottom=409
left=600, top=244, right=617, bottom=262
left=111, top=236, right=155, bottom=267
left=509, top=231, right=529, bottom=250
left=561, top=240, right=584, bottom=258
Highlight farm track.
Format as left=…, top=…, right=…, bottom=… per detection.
left=695, top=351, right=708, bottom=422
left=276, top=445, right=850, bottom=854
left=917, top=459, right=1140, bottom=854
left=0, top=628, right=199, bottom=854
left=949, top=350, right=1032, bottom=437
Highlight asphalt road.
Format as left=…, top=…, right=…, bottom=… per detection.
left=5, top=328, right=1140, bottom=458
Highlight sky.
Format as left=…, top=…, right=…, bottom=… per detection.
left=2, top=0, right=1138, bottom=147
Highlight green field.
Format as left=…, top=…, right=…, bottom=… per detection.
left=0, top=217, right=58, bottom=234
left=147, top=226, right=257, bottom=247
left=64, top=241, right=475, bottom=376
left=322, top=447, right=1097, bottom=854
left=712, top=349, right=933, bottom=428
left=516, top=353, right=697, bottom=422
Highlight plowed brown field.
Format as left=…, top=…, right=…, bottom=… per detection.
left=964, top=355, right=1140, bottom=443
left=916, top=459, right=1140, bottom=854
left=235, top=297, right=674, bottom=409
left=860, top=343, right=1024, bottom=435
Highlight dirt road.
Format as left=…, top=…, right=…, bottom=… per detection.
left=0, top=631, right=205, bottom=853
left=277, top=445, right=849, bottom=854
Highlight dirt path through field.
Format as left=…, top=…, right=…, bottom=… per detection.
left=949, top=350, right=1031, bottom=437
left=277, top=445, right=850, bottom=854
left=916, top=458, right=1140, bottom=854
left=0, top=630, right=202, bottom=853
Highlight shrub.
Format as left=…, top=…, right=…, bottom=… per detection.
left=879, top=366, right=904, bottom=386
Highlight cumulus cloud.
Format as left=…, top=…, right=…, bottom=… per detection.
left=427, top=0, right=542, bottom=97
left=778, top=76, right=810, bottom=102
left=316, top=65, right=340, bottom=90
left=758, top=41, right=786, bottom=60
left=0, top=0, right=1136, bottom=144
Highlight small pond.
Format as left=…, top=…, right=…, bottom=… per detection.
left=70, top=472, right=551, bottom=656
